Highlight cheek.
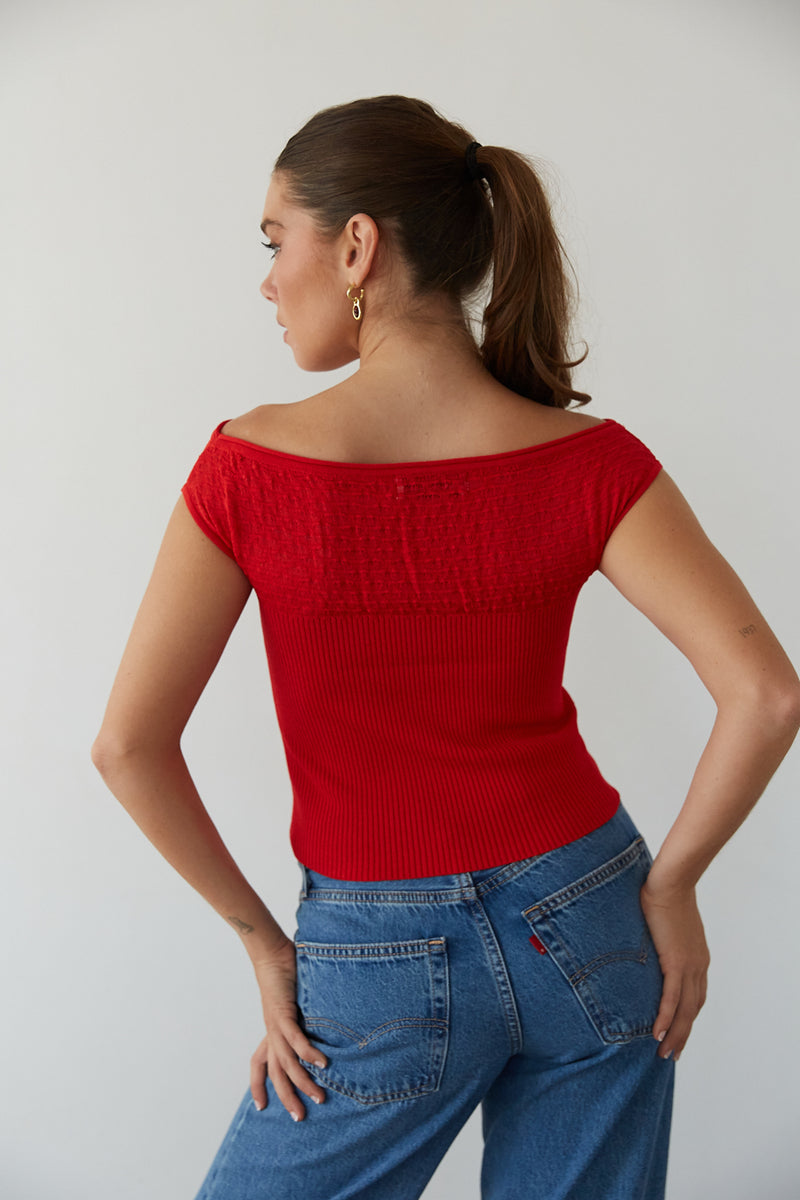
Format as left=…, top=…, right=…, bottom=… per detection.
left=295, top=299, right=359, bottom=372
left=315, top=278, right=352, bottom=339
left=297, top=329, right=358, bottom=372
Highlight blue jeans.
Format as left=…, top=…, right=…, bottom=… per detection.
left=195, top=803, right=675, bottom=1199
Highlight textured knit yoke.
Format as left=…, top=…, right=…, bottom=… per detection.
left=182, top=418, right=662, bottom=881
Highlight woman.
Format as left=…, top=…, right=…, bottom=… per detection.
left=92, top=96, right=800, bottom=1199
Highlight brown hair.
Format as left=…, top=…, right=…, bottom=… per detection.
left=274, top=96, right=589, bottom=408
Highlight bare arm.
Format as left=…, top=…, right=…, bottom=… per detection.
left=600, top=470, right=800, bottom=889
left=599, top=469, right=800, bottom=1059
left=92, top=497, right=327, bottom=1120
left=90, top=496, right=289, bottom=956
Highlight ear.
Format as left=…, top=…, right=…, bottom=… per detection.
left=339, top=212, right=380, bottom=286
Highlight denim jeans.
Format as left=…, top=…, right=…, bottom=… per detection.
left=195, top=802, right=675, bottom=1199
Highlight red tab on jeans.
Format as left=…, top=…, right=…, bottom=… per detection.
left=529, top=933, right=547, bottom=955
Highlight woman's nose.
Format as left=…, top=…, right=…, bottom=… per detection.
left=260, top=276, right=275, bottom=302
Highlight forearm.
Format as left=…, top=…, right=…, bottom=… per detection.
left=92, top=743, right=289, bottom=963
left=646, top=692, right=800, bottom=894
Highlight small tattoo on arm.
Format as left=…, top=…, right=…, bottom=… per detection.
left=227, top=916, right=255, bottom=935
left=738, top=624, right=757, bottom=638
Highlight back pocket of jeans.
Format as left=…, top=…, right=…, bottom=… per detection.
left=294, top=937, right=449, bottom=1105
left=522, top=836, right=662, bottom=1044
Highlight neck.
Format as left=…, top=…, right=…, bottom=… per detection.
left=345, top=299, right=501, bottom=417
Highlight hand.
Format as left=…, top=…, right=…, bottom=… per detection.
left=639, top=876, right=710, bottom=1063
left=249, top=936, right=328, bottom=1122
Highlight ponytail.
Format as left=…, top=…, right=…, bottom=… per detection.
left=476, top=146, right=589, bottom=408
left=274, top=97, right=590, bottom=409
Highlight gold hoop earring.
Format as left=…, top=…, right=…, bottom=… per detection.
left=346, top=284, right=364, bottom=322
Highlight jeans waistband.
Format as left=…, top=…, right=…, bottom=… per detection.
left=297, top=853, right=545, bottom=904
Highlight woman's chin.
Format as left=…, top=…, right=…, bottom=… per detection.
left=290, top=346, right=360, bottom=373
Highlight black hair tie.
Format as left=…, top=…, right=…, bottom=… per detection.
left=465, top=141, right=484, bottom=182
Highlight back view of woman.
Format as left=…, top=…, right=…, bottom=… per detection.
left=92, top=96, right=800, bottom=1199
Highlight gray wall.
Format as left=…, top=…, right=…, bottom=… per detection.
left=2, top=1, right=798, bottom=1196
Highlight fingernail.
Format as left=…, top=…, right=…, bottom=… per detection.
left=313, top=1095, right=323, bottom=1104
left=253, top=1100, right=265, bottom=1111
left=313, top=1059, right=326, bottom=1068
left=657, top=1031, right=666, bottom=1043
left=662, top=1048, right=673, bottom=1060
left=674, top=1051, right=681, bottom=1062
left=291, top=1112, right=300, bottom=1122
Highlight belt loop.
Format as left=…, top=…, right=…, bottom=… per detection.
left=298, top=860, right=309, bottom=901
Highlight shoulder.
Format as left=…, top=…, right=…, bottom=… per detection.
left=542, top=408, right=607, bottom=436
left=500, top=401, right=608, bottom=448
left=514, top=406, right=656, bottom=465
left=219, top=397, right=330, bottom=442
left=557, top=411, right=660, bottom=461
left=219, top=404, right=280, bottom=443
left=219, top=393, right=346, bottom=457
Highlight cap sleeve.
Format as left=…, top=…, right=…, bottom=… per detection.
left=605, top=425, right=662, bottom=540
left=181, top=423, right=238, bottom=560
left=581, top=422, right=663, bottom=570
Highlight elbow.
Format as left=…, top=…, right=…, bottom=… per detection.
left=91, top=733, right=117, bottom=778
left=91, top=731, right=127, bottom=780
left=725, top=678, right=800, bottom=739
left=772, top=681, right=800, bottom=736
left=90, top=728, right=179, bottom=780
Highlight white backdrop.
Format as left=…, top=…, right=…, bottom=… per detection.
left=2, top=1, right=799, bottom=1197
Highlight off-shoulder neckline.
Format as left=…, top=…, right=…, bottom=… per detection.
left=213, top=417, right=618, bottom=473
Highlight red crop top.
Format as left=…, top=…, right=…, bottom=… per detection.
left=181, top=417, right=662, bottom=880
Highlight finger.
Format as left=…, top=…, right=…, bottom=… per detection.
left=273, top=1015, right=328, bottom=1078
left=281, top=1052, right=327, bottom=1106
left=656, top=973, right=706, bottom=1060
left=268, top=1052, right=308, bottom=1123
left=652, top=973, right=682, bottom=1057
left=270, top=1032, right=327, bottom=1108
left=669, top=975, right=708, bottom=1060
left=698, top=974, right=709, bottom=1010
left=286, top=1027, right=327, bottom=1071
left=663, top=1010, right=694, bottom=1059
left=250, top=1052, right=268, bottom=1111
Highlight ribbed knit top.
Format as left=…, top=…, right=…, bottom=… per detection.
left=181, top=417, right=662, bottom=881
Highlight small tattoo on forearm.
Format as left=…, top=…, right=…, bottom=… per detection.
left=738, top=624, right=757, bottom=638
left=227, top=916, right=255, bottom=935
